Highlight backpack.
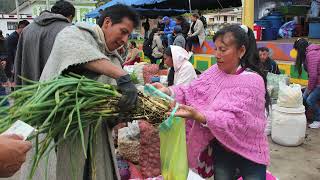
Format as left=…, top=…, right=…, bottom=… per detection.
left=200, top=16, right=207, bottom=29
left=142, top=38, right=154, bottom=58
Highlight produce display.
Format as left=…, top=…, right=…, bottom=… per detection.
left=139, top=121, right=161, bottom=178
left=118, top=128, right=140, bottom=164
left=143, top=64, right=159, bottom=84
left=0, top=74, right=170, bottom=179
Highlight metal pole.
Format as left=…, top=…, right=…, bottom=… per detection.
left=188, top=0, right=192, bottom=13
left=46, top=0, right=50, bottom=10
left=15, top=0, right=20, bottom=21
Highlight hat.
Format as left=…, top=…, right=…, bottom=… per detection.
left=174, top=25, right=182, bottom=33
left=162, top=16, right=169, bottom=22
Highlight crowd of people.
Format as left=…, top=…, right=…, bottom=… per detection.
left=0, top=0, right=319, bottom=179
left=142, top=13, right=206, bottom=65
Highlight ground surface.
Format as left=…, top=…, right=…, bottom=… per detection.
left=2, top=129, right=320, bottom=180
left=268, top=128, right=320, bottom=180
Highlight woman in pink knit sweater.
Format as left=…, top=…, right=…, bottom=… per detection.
left=294, top=38, right=320, bottom=129
left=154, top=25, right=270, bottom=179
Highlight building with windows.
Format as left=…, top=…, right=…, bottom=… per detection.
left=0, top=0, right=97, bottom=35
left=11, top=0, right=97, bottom=22
left=0, top=13, right=33, bottom=35
left=204, top=8, right=242, bottom=32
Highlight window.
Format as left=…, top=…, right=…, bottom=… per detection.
left=210, top=18, right=214, bottom=22
left=231, top=16, right=235, bottom=21
left=7, top=22, right=18, bottom=30
left=224, top=16, right=227, bottom=22
left=237, top=18, right=241, bottom=22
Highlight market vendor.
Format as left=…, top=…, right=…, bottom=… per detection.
left=40, top=4, right=140, bottom=180
left=154, top=25, right=270, bottom=179
left=163, top=45, right=196, bottom=85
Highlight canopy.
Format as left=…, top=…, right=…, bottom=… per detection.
left=85, top=0, right=168, bottom=18
left=85, top=0, right=241, bottom=19
left=86, top=7, right=187, bottom=19
left=134, top=0, right=242, bottom=10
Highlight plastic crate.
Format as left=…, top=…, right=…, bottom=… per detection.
left=309, top=23, right=320, bottom=39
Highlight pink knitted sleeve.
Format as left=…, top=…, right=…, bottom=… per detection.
left=169, top=84, right=189, bottom=104
left=198, top=86, right=267, bottom=152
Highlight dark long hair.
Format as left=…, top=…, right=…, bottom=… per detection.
left=148, top=28, right=159, bottom=42
left=213, top=25, right=271, bottom=114
left=293, top=38, right=309, bottom=77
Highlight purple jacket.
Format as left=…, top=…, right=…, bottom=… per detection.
left=306, top=44, right=320, bottom=91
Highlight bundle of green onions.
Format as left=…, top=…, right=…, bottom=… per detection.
left=0, top=73, right=170, bottom=179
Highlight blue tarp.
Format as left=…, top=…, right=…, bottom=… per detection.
left=85, top=0, right=167, bottom=18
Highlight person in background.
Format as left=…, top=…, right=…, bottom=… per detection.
left=186, top=13, right=205, bottom=52
left=294, top=38, right=320, bottom=129
left=40, top=4, right=140, bottom=179
left=0, top=134, right=32, bottom=177
left=278, top=17, right=298, bottom=38
left=0, top=30, right=7, bottom=76
left=159, top=16, right=176, bottom=46
left=123, top=41, right=140, bottom=66
left=0, top=30, right=7, bottom=65
left=0, top=30, right=9, bottom=104
left=157, top=16, right=165, bottom=31
left=142, top=18, right=150, bottom=39
left=175, top=16, right=190, bottom=38
left=199, top=11, right=208, bottom=29
left=15, top=0, right=75, bottom=86
left=154, top=25, right=270, bottom=179
left=5, top=20, right=29, bottom=80
left=310, top=0, right=320, bottom=17
left=98, top=9, right=104, bottom=16
left=258, top=47, right=280, bottom=74
left=173, top=25, right=186, bottom=49
left=150, top=28, right=164, bottom=64
left=163, top=45, right=196, bottom=85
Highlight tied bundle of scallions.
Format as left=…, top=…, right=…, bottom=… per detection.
left=0, top=73, right=170, bottom=179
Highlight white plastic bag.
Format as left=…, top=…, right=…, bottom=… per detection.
left=277, top=82, right=303, bottom=108
left=127, top=121, right=140, bottom=139
left=271, top=105, right=306, bottom=146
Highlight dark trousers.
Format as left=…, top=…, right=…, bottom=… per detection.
left=213, top=141, right=266, bottom=180
left=186, top=35, right=199, bottom=51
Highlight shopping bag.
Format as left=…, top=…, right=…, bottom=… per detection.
left=277, top=82, right=303, bottom=108
left=144, top=84, right=189, bottom=180
left=160, top=116, right=188, bottom=180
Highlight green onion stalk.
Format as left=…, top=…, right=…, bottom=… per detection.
left=0, top=73, right=170, bottom=179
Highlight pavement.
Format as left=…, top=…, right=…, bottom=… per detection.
left=268, top=128, right=320, bottom=180
left=2, top=129, right=320, bottom=180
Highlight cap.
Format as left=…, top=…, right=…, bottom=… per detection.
left=162, top=16, right=169, bottom=22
